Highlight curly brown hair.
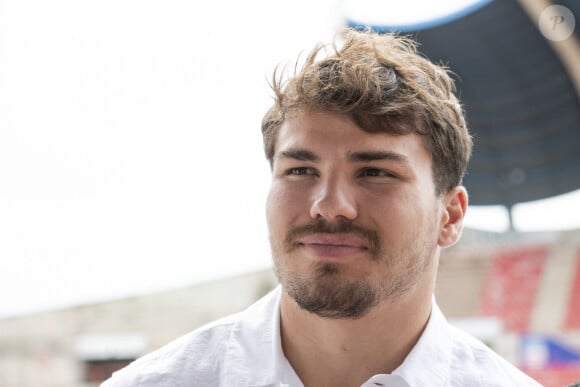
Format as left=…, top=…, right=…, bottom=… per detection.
left=261, top=29, right=472, bottom=195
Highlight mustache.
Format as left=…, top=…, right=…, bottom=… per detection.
left=284, top=218, right=381, bottom=258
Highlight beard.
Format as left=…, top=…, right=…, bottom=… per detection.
left=272, top=217, right=436, bottom=319
left=284, top=262, right=380, bottom=319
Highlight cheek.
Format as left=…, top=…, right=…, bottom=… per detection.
left=366, top=188, right=428, bottom=233
left=266, top=183, right=310, bottom=222
left=265, top=186, right=280, bottom=232
left=266, top=184, right=299, bottom=237
left=365, top=186, right=410, bottom=215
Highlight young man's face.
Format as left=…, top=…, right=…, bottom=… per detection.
left=266, top=111, right=451, bottom=319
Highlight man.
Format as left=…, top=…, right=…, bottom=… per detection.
left=103, top=30, right=540, bottom=386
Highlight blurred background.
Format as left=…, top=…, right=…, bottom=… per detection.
left=1, top=0, right=579, bottom=385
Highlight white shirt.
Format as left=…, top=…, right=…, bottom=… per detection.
left=102, top=286, right=541, bottom=387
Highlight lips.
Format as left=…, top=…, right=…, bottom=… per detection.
left=297, top=233, right=369, bottom=260
left=298, top=233, right=368, bottom=248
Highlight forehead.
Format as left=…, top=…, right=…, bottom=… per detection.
left=275, top=111, right=431, bottom=165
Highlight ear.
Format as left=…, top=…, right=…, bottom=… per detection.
left=438, top=186, right=468, bottom=248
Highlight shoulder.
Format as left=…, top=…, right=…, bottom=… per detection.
left=101, top=313, right=239, bottom=387
left=100, top=287, right=282, bottom=387
left=446, top=325, right=541, bottom=386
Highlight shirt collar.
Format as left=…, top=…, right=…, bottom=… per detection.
left=222, top=286, right=287, bottom=387
left=223, top=287, right=451, bottom=387
left=392, top=299, right=452, bottom=387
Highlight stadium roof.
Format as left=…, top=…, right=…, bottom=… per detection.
left=347, top=0, right=580, bottom=206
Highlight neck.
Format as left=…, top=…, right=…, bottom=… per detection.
left=279, top=277, right=434, bottom=387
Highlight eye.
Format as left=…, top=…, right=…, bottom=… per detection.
left=287, top=167, right=317, bottom=176
left=360, top=168, right=395, bottom=178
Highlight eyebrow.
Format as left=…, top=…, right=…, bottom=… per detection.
left=275, top=149, right=410, bottom=164
left=348, top=151, right=410, bottom=164
left=276, top=149, right=320, bottom=162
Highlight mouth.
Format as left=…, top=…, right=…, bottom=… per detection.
left=297, top=233, right=369, bottom=260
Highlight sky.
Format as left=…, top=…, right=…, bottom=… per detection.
left=1, top=0, right=579, bottom=318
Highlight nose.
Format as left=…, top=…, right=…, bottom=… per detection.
left=309, top=176, right=358, bottom=221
